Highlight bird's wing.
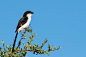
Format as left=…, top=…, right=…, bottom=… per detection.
left=15, top=17, right=28, bottom=32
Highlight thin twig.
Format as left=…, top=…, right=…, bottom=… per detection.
left=10, top=39, right=14, bottom=47
left=41, top=38, right=47, bottom=49
left=17, top=38, right=25, bottom=49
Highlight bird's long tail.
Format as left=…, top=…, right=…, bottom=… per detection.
left=12, top=32, right=18, bottom=53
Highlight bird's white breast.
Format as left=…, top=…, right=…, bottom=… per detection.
left=18, top=17, right=31, bottom=32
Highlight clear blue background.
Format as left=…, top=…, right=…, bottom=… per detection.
left=0, top=0, right=86, bottom=57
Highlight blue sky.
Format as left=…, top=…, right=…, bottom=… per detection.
left=0, top=0, right=86, bottom=57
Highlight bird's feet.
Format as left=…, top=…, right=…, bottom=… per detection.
left=24, top=28, right=27, bottom=34
left=25, top=28, right=27, bottom=31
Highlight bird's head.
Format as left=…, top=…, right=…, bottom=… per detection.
left=23, top=11, right=34, bottom=17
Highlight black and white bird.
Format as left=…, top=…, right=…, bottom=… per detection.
left=12, top=11, right=34, bottom=53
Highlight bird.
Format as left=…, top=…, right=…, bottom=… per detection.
left=12, top=11, right=34, bottom=53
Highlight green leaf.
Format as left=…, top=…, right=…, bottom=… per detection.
left=19, top=47, right=21, bottom=50
left=29, top=36, right=32, bottom=39
left=29, top=36, right=33, bottom=41
left=27, top=42, right=30, bottom=45
left=25, top=51, right=28, bottom=52
left=26, top=43, right=29, bottom=46
left=1, top=39, right=4, bottom=43
left=32, top=33, right=35, bottom=37
left=52, top=47, right=54, bottom=49
left=57, top=47, right=59, bottom=50
left=18, top=41, right=21, bottom=45
left=27, top=34, right=29, bottom=36
left=1, top=51, right=3, bottom=55
left=40, top=51, right=42, bottom=53
left=3, top=43, right=5, bottom=47
left=46, top=51, right=49, bottom=54
left=38, top=47, right=40, bottom=50
left=54, top=46, right=56, bottom=49
left=24, top=36, right=27, bottom=39
left=6, top=49, right=8, bottom=52
left=30, top=46, right=32, bottom=49
left=28, top=39, right=31, bottom=41
left=45, top=40, right=48, bottom=43
left=41, top=43, right=44, bottom=46
left=35, top=43, right=37, bottom=46
left=6, top=45, right=9, bottom=48
left=31, top=38, right=33, bottom=41
left=27, top=30, right=30, bottom=33
left=0, top=47, right=1, bottom=51
left=59, top=46, right=61, bottom=48
left=30, top=29, right=32, bottom=33
left=33, top=45, right=36, bottom=47
left=50, top=46, right=52, bottom=49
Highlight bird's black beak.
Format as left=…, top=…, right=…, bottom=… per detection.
left=31, top=12, right=34, bottom=14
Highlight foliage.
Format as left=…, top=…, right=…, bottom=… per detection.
left=0, top=26, right=61, bottom=57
